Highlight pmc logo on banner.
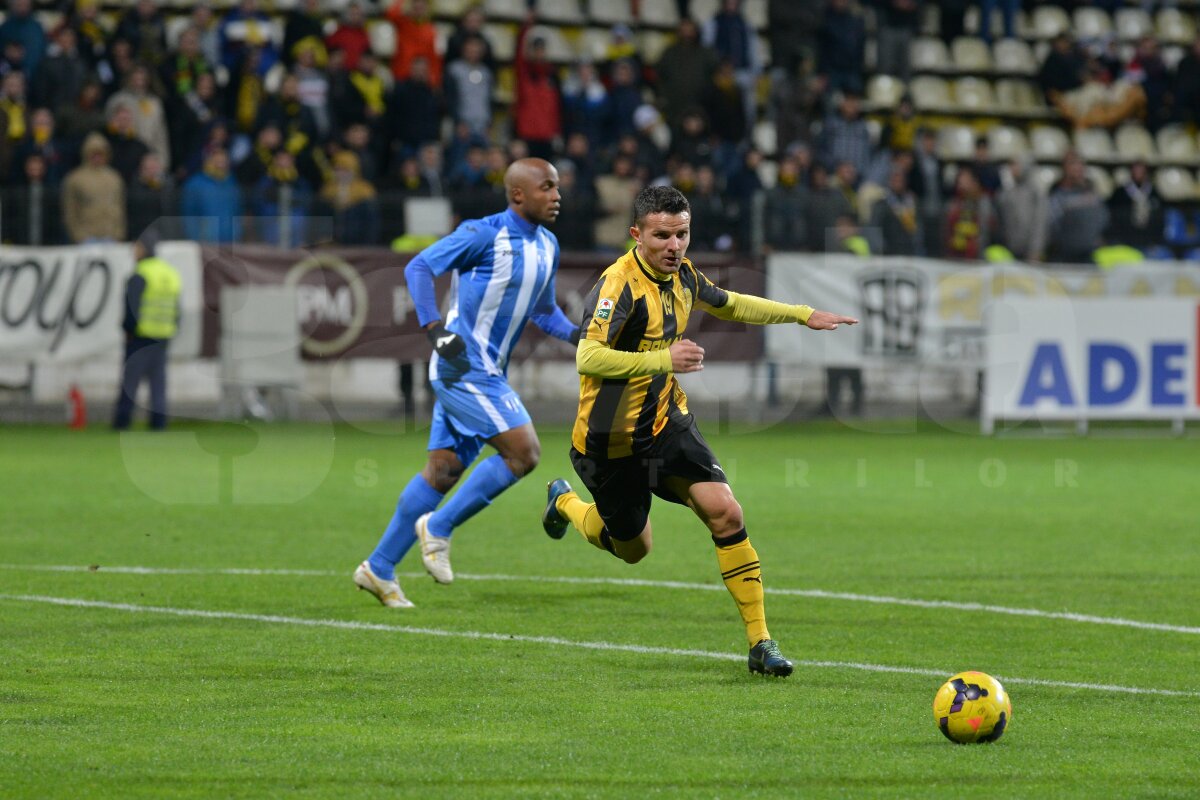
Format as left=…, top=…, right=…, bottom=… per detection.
left=284, top=255, right=369, bottom=356
left=857, top=269, right=925, bottom=358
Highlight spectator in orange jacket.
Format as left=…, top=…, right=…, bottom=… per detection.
left=387, top=0, right=441, bottom=88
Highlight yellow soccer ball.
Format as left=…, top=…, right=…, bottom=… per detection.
left=933, top=671, right=1013, bottom=744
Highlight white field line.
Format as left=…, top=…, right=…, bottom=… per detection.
left=3, top=563, right=1199, bottom=637
left=2, top=593, right=1197, bottom=699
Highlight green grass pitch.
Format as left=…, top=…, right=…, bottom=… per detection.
left=2, top=420, right=1199, bottom=798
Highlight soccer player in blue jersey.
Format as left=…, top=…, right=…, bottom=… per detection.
left=354, top=158, right=579, bottom=608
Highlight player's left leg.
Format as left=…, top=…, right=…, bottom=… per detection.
left=421, top=376, right=537, bottom=546
left=663, top=475, right=794, bottom=679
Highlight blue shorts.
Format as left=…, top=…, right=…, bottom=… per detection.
left=428, top=375, right=532, bottom=466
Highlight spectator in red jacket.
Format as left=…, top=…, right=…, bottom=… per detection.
left=514, top=12, right=561, bottom=160
left=387, top=0, right=441, bottom=88
left=326, top=1, right=371, bottom=72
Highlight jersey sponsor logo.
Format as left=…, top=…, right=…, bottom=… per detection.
left=596, top=297, right=614, bottom=320
left=637, top=335, right=682, bottom=352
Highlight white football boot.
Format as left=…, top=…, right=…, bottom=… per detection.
left=415, top=512, right=453, bottom=584
left=353, top=561, right=415, bottom=608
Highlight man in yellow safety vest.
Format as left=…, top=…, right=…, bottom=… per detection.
left=113, top=234, right=181, bottom=431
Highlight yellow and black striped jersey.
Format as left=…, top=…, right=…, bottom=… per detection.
left=572, top=248, right=729, bottom=459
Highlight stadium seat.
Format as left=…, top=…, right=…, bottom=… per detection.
left=1115, top=8, right=1153, bottom=41
left=1112, top=166, right=1131, bottom=187
left=743, top=0, right=768, bottom=31
left=368, top=20, right=396, bottom=58
left=910, top=37, right=951, bottom=74
left=909, top=76, right=951, bottom=111
left=637, top=30, right=672, bottom=62
left=1163, top=46, right=1186, bottom=72
left=485, top=23, right=517, bottom=61
left=995, top=79, right=1044, bottom=114
left=539, top=0, right=586, bottom=25
left=1087, top=166, right=1114, bottom=199
left=1073, top=7, right=1113, bottom=40
left=866, top=118, right=882, bottom=146
left=165, top=16, right=192, bottom=50
left=527, top=25, right=574, bottom=61
left=937, top=124, right=976, bottom=161
left=578, top=28, right=610, bottom=60
left=1031, top=6, right=1070, bottom=39
left=1155, top=167, right=1199, bottom=201
left=988, top=126, right=1030, bottom=160
left=638, top=0, right=680, bottom=28
left=752, top=121, right=777, bottom=156
left=866, top=74, right=906, bottom=110
left=585, top=0, right=633, bottom=26
left=756, top=159, right=778, bottom=189
left=688, top=0, right=719, bottom=24
left=1156, top=125, right=1200, bottom=164
left=992, top=39, right=1036, bottom=75
left=951, top=37, right=992, bottom=72
left=952, top=77, right=994, bottom=111
left=1156, top=8, right=1198, bottom=46
left=485, top=0, right=528, bottom=22
left=1073, top=129, right=1116, bottom=163
left=1033, top=165, right=1062, bottom=193
left=433, top=22, right=453, bottom=54
left=964, top=6, right=1001, bottom=35
left=1030, top=127, right=1069, bottom=161
left=1114, top=124, right=1157, bottom=163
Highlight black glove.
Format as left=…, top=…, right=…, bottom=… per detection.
left=426, top=323, right=466, bottom=358
left=568, top=325, right=582, bottom=345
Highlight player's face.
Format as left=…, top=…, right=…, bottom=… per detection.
left=632, top=211, right=690, bottom=274
left=522, top=168, right=562, bottom=225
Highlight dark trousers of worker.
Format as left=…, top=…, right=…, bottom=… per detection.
left=113, top=337, right=169, bottom=430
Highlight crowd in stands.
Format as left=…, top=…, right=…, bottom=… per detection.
left=1, top=0, right=1198, bottom=262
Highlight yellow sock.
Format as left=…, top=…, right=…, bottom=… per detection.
left=715, top=532, right=770, bottom=648
left=557, top=492, right=608, bottom=551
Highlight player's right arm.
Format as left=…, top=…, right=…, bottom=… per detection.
left=575, top=272, right=704, bottom=377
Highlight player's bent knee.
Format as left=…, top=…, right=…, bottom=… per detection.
left=708, top=499, right=744, bottom=537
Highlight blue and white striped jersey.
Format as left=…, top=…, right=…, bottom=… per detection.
left=411, top=208, right=566, bottom=380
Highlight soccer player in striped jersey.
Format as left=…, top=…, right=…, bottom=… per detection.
left=542, top=185, right=858, bottom=676
left=354, top=158, right=579, bottom=608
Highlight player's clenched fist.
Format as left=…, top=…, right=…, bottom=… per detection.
left=669, top=338, right=706, bottom=373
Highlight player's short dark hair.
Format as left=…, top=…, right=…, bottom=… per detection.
left=633, top=185, right=690, bottom=226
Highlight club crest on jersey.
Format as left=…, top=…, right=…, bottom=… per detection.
left=595, top=298, right=614, bottom=320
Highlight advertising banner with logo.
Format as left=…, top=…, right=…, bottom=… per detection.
left=983, top=298, right=1200, bottom=431
left=199, top=246, right=765, bottom=362
left=0, top=243, right=134, bottom=362
left=766, top=255, right=1200, bottom=368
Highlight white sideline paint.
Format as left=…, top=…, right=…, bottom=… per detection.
left=3, top=563, right=1199, bottom=637
left=1, top=592, right=1197, bottom=699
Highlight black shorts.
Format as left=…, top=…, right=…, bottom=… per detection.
left=569, top=413, right=727, bottom=541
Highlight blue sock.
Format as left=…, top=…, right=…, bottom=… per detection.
left=367, top=474, right=444, bottom=580
left=426, top=454, right=519, bottom=538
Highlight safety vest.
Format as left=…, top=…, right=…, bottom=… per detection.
left=135, top=257, right=181, bottom=340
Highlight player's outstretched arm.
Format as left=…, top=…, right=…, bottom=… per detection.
left=702, top=290, right=856, bottom=330
left=804, top=309, right=859, bottom=330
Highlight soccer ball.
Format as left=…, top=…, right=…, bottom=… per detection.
left=933, top=671, right=1012, bottom=744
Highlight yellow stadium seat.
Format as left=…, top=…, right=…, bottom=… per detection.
left=1073, top=7, right=1113, bottom=40
left=988, top=126, right=1030, bottom=160
left=1073, top=129, right=1116, bottom=163
left=910, top=76, right=951, bottom=111
left=910, top=37, right=951, bottom=74
left=937, top=124, right=976, bottom=161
